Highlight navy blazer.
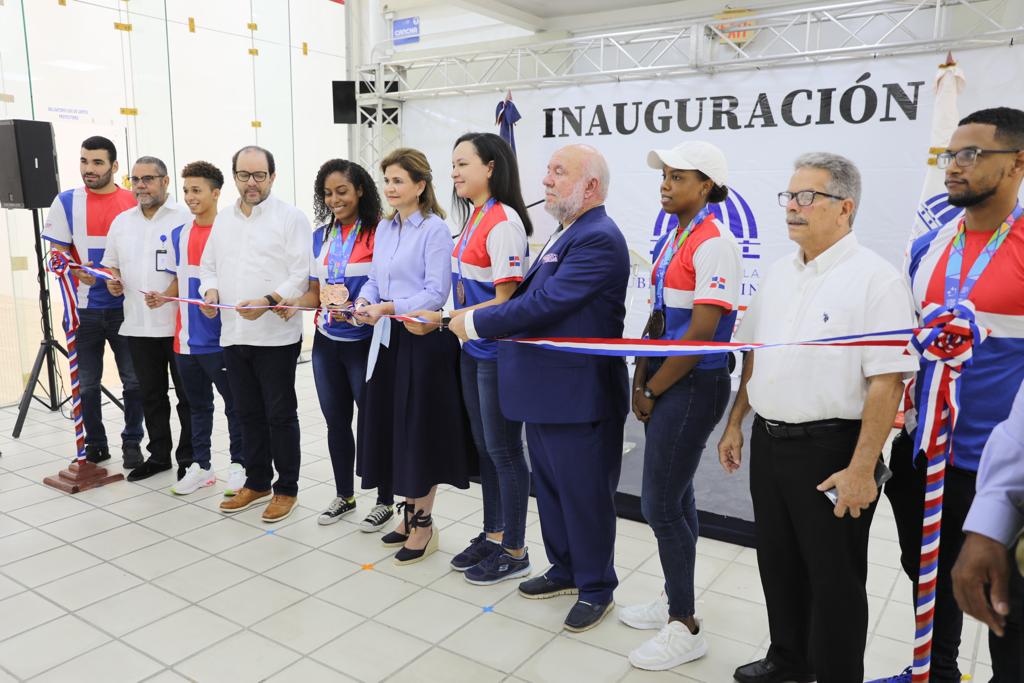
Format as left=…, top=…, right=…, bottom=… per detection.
left=473, top=205, right=630, bottom=424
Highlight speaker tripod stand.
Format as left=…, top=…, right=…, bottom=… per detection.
left=12, top=208, right=124, bottom=439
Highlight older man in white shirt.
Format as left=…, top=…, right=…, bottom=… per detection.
left=104, top=156, right=193, bottom=483
left=717, top=153, right=918, bottom=683
left=199, top=146, right=311, bottom=523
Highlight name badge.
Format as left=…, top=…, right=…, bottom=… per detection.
left=155, top=249, right=170, bottom=272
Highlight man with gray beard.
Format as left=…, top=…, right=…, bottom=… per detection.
left=449, top=144, right=631, bottom=632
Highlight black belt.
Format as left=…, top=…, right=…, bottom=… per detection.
left=755, top=415, right=861, bottom=440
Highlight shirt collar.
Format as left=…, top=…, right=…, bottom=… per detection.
left=388, top=209, right=427, bottom=229
left=132, top=199, right=173, bottom=222
left=794, top=231, right=857, bottom=274
left=234, top=194, right=274, bottom=219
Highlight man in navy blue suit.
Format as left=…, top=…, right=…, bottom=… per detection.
left=450, top=144, right=630, bottom=632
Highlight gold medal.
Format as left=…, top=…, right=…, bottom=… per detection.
left=648, top=309, right=666, bottom=338
left=456, top=280, right=466, bottom=306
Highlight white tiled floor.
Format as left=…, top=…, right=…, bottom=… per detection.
left=0, top=365, right=991, bottom=682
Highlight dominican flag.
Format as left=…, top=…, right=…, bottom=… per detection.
left=508, top=255, right=522, bottom=268
left=906, top=53, right=966, bottom=257
left=710, top=275, right=727, bottom=290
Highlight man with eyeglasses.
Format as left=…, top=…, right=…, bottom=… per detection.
left=199, top=146, right=311, bottom=523
left=718, top=153, right=917, bottom=683
left=881, top=107, right=1024, bottom=683
left=102, top=156, right=194, bottom=482
left=42, top=136, right=145, bottom=468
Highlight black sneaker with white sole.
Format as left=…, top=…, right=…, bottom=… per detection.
left=318, top=496, right=357, bottom=525
left=359, top=503, right=394, bottom=532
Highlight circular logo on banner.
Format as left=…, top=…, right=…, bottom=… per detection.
left=916, top=192, right=963, bottom=234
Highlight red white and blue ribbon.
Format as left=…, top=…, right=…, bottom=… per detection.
left=48, top=251, right=86, bottom=462
left=504, top=329, right=914, bottom=356
left=906, top=301, right=985, bottom=682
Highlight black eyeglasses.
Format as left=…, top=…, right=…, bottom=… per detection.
left=129, top=174, right=165, bottom=186
left=936, top=147, right=1021, bottom=169
left=777, top=190, right=846, bottom=207
left=235, top=171, right=269, bottom=182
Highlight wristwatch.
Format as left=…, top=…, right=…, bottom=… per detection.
left=440, top=312, right=452, bottom=329
left=642, top=385, right=657, bottom=400
left=264, top=294, right=277, bottom=307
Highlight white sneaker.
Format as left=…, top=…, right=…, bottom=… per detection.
left=224, top=463, right=246, bottom=497
left=618, top=592, right=670, bottom=630
left=171, top=463, right=217, bottom=495
left=628, top=620, right=708, bottom=671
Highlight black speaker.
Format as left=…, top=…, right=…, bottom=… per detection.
left=332, top=81, right=357, bottom=124
left=0, top=119, right=60, bottom=209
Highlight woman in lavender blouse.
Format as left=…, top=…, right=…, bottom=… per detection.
left=353, top=148, right=475, bottom=565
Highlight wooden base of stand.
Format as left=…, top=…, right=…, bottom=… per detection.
left=43, top=460, right=124, bottom=493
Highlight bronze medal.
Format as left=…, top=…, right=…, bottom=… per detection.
left=321, top=283, right=350, bottom=308
left=648, top=309, right=666, bottom=339
left=456, top=280, right=466, bottom=306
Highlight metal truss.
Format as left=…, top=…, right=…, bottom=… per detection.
left=352, top=0, right=1020, bottom=168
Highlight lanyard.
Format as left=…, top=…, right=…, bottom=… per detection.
left=326, top=220, right=361, bottom=284
left=943, top=203, right=1021, bottom=307
left=652, top=206, right=712, bottom=311
left=456, top=199, right=496, bottom=284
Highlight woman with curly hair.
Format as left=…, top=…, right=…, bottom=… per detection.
left=275, top=159, right=393, bottom=530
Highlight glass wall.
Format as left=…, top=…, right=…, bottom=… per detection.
left=0, top=0, right=347, bottom=405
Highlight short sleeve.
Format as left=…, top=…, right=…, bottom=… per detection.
left=486, top=219, right=528, bottom=284
left=166, top=224, right=183, bottom=275
left=692, top=237, right=742, bottom=311
left=860, top=269, right=920, bottom=377
left=102, top=219, right=123, bottom=270
left=309, top=227, right=323, bottom=282
left=42, top=193, right=72, bottom=246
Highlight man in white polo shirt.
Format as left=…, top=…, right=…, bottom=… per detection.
left=104, top=156, right=194, bottom=483
left=717, top=153, right=918, bottom=683
left=199, top=145, right=311, bottom=523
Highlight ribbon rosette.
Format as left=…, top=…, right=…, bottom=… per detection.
left=48, top=249, right=80, bottom=332
left=905, top=299, right=987, bottom=683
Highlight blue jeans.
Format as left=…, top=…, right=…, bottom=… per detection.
left=175, top=351, right=243, bottom=470
left=75, top=307, right=144, bottom=448
left=312, top=333, right=391, bottom=502
left=641, top=362, right=731, bottom=619
left=460, top=351, right=529, bottom=550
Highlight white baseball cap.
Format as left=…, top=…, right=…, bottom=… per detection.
left=647, top=141, right=729, bottom=187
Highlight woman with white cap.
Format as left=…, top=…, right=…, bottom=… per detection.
left=619, top=141, right=742, bottom=671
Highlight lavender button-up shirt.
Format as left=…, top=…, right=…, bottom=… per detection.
left=360, top=210, right=453, bottom=314
left=963, top=380, right=1024, bottom=545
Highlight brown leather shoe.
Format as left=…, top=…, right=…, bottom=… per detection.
left=219, top=487, right=271, bottom=514
left=262, top=495, right=298, bottom=523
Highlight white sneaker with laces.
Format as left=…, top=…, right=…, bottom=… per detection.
left=171, top=463, right=217, bottom=495
left=628, top=619, right=708, bottom=671
left=618, top=591, right=670, bottom=630
left=224, top=463, right=246, bottom=497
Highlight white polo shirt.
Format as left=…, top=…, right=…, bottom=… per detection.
left=103, top=200, right=192, bottom=338
left=199, top=194, right=312, bottom=347
left=735, top=232, right=918, bottom=423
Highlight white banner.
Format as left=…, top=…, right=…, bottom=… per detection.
left=402, top=46, right=1024, bottom=337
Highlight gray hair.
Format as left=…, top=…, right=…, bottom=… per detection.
left=134, top=155, right=168, bottom=176
left=793, top=152, right=861, bottom=226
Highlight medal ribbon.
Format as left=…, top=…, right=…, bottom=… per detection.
left=455, top=199, right=496, bottom=303
left=326, top=219, right=361, bottom=284
left=943, top=203, right=1020, bottom=307
left=652, top=206, right=712, bottom=313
